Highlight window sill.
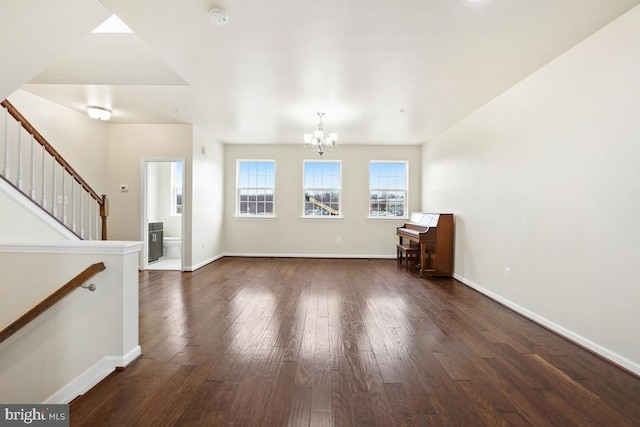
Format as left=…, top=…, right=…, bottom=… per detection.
left=300, top=215, right=344, bottom=221
left=367, top=216, right=408, bottom=220
left=234, top=215, right=277, bottom=220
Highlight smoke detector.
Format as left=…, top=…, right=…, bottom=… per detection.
left=209, top=8, right=229, bottom=25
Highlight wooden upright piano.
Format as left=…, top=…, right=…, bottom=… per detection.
left=396, top=213, right=454, bottom=277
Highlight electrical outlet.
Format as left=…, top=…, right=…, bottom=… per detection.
left=505, top=267, right=511, bottom=279
left=337, top=237, right=342, bottom=244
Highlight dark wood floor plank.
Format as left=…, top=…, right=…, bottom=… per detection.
left=172, top=380, right=223, bottom=426
left=482, top=356, right=578, bottom=426
left=69, top=258, right=640, bottom=426
left=263, top=361, right=298, bottom=426
left=357, top=350, right=397, bottom=427
left=455, top=380, right=509, bottom=427
left=287, top=386, right=312, bottom=427
left=312, top=317, right=332, bottom=413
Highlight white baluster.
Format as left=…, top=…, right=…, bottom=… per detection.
left=88, top=198, right=93, bottom=240
left=95, top=200, right=99, bottom=240
left=16, top=123, right=23, bottom=190
left=41, top=145, right=47, bottom=208
left=62, top=170, right=67, bottom=224
left=2, top=107, right=9, bottom=178
left=71, top=177, right=76, bottom=232
left=80, top=190, right=85, bottom=239
left=52, top=158, right=57, bottom=217
left=29, top=134, right=36, bottom=199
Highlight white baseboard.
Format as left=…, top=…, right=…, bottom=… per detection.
left=184, top=254, right=225, bottom=271
left=453, top=273, right=640, bottom=377
left=122, top=345, right=142, bottom=367
left=43, top=345, right=142, bottom=404
left=223, top=252, right=396, bottom=259
left=185, top=253, right=395, bottom=271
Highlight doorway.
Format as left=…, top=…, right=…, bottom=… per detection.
left=141, top=158, right=185, bottom=271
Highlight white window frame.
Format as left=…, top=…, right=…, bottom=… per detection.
left=236, top=159, right=276, bottom=218
left=302, top=160, right=342, bottom=218
left=171, top=161, right=183, bottom=216
left=368, top=160, right=408, bottom=219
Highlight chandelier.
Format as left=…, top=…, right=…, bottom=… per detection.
left=304, top=112, right=337, bottom=156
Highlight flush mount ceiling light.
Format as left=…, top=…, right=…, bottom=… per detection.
left=209, top=8, right=229, bottom=25
left=304, top=112, right=337, bottom=157
left=87, top=106, right=112, bottom=121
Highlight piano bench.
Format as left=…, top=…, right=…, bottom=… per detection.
left=397, top=244, right=420, bottom=272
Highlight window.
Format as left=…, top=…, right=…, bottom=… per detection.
left=369, top=161, right=407, bottom=217
left=237, top=160, right=275, bottom=216
left=171, top=162, right=183, bottom=215
left=303, top=160, right=341, bottom=217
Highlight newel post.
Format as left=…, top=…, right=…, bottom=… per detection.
left=100, top=194, right=109, bottom=240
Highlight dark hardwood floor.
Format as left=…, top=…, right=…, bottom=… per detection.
left=70, top=257, right=640, bottom=426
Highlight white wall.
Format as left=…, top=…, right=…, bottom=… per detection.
left=422, top=6, right=640, bottom=373
left=146, top=162, right=161, bottom=221
left=189, top=126, right=224, bottom=270
left=0, top=179, right=77, bottom=240
left=146, top=162, right=181, bottom=237
left=224, top=144, right=421, bottom=257
left=107, top=124, right=192, bottom=263
left=0, top=1, right=108, bottom=100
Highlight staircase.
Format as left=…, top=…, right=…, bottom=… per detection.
left=0, top=99, right=107, bottom=240
left=0, top=101, right=142, bottom=406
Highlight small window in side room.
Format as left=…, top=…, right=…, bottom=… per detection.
left=303, top=160, right=342, bottom=217
left=369, top=161, right=408, bottom=218
left=236, top=160, right=276, bottom=217
left=171, top=162, right=183, bottom=215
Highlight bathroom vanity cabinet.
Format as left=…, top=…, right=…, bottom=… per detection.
left=148, top=222, right=164, bottom=262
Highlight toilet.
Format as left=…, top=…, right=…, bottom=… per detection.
left=163, top=237, right=182, bottom=258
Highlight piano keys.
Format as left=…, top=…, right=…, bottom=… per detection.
left=396, top=213, right=454, bottom=277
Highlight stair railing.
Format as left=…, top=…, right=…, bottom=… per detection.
left=0, top=99, right=108, bottom=240
left=0, top=262, right=105, bottom=345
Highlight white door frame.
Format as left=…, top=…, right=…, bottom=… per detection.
left=140, top=157, right=186, bottom=271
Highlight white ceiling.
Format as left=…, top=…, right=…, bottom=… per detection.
left=9, top=0, right=640, bottom=145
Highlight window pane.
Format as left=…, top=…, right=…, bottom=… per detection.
left=266, top=173, right=275, bottom=188
left=237, top=160, right=276, bottom=216
left=369, top=161, right=407, bottom=217
left=303, top=161, right=341, bottom=216
left=171, top=162, right=184, bottom=216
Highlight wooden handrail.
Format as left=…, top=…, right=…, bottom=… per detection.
left=1, top=99, right=108, bottom=239
left=2, top=100, right=102, bottom=202
left=0, top=262, right=106, bottom=345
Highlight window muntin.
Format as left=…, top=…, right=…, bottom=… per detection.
left=303, top=160, right=341, bottom=217
left=369, top=161, right=407, bottom=217
left=237, top=160, right=275, bottom=216
left=171, top=162, right=183, bottom=215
